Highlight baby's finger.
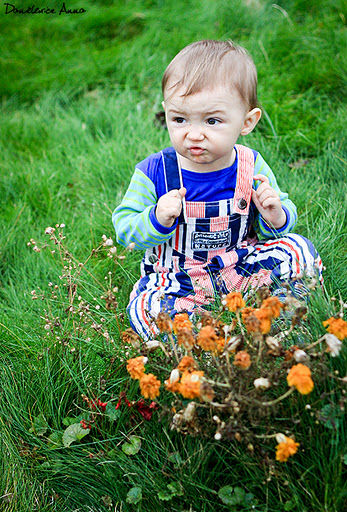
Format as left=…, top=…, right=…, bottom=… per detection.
left=256, top=188, right=278, bottom=204
left=178, top=187, right=187, bottom=198
left=261, top=197, right=280, bottom=209
left=254, top=182, right=271, bottom=197
left=253, top=174, right=270, bottom=185
left=167, top=189, right=183, bottom=200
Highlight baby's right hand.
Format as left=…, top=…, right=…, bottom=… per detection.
left=155, top=187, right=186, bottom=227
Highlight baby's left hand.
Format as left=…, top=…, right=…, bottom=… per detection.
left=252, top=174, right=286, bottom=229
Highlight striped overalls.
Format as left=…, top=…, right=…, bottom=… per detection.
left=127, top=145, right=323, bottom=340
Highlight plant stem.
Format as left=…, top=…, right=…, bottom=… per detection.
left=260, top=386, right=295, bottom=407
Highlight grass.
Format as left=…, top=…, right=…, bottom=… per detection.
left=0, top=0, right=346, bottom=510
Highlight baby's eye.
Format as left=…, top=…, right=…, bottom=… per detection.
left=173, top=117, right=186, bottom=124
left=206, top=118, right=220, bottom=125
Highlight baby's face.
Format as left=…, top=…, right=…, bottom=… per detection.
left=162, top=84, right=255, bottom=172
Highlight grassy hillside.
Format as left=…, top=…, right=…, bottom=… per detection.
left=0, top=1, right=346, bottom=510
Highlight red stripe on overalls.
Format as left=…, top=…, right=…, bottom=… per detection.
left=186, top=202, right=205, bottom=218
left=233, top=144, right=254, bottom=215
left=260, top=239, right=301, bottom=274
left=174, top=227, right=180, bottom=252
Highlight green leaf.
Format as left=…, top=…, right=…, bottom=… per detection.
left=167, top=482, right=184, bottom=496
left=168, top=451, right=183, bottom=467
left=318, top=404, right=342, bottom=430
left=244, top=492, right=255, bottom=505
left=218, top=486, right=247, bottom=506
left=343, top=453, right=347, bottom=465
left=284, top=499, right=296, bottom=511
left=126, top=486, right=142, bottom=504
left=218, top=486, right=235, bottom=506
left=122, top=435, right=141, bottom=455
left=106, top=402, right=121, bottom=421
left=158, top=490, right=173, bottom=501
left=29, top=413, right=49, bottom=436
left=47, top=431, right=63, bottom=449
left=232, top=487, right=246, bottom=505
left=62, top=423, right=90, bottom=448
left=62, top=413, right=88, bottom=426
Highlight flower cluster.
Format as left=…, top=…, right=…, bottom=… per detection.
left=241, top=295, right=284, bottom=335
left=126, top=356, right=161, bottom=400
left=323, top=316, right=347, bottom=341
left=123, top=287, right=345, bottom=463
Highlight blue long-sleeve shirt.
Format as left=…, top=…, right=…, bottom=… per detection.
left=113, top=147, right=297, bottom=249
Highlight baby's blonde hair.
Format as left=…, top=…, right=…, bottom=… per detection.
left=162, top=40, right=258, bottom=109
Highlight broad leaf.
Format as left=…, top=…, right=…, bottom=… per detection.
left=158, top=490, right=173, bottom=501
left=126, top=486, right=142, bottom=504
left=218, top=485, right=247, bottom=506
left=62, top=413, right=88, bottom=426
left=29, top=413, right=49, bottom=436
left=167, top=482, right=184, bottom=496
left=47, top=431, right=63, bottom=449
left=62, top=423, right=90, bottom=447
left=168, top=451, right=183, bottom=467
left=122, top=435, right=141, bottom=455
left=106, top=403, right=121, bottom=421
left=218, top=486, right=235, bottom=506
left=318, top=404, right=342, bottom=430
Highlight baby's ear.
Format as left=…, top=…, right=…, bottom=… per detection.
left=240, top=108, right=262, bottom=136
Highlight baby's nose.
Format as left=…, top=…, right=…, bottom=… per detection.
left=187, top=125, right=204, bottom=140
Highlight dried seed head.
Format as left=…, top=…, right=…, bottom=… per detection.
left=183, top=401, right=196, bottom=422
left=293, top=349, right=309, bottom=363
left=199, top=381, right=215, bottom=403
left=254, top=377, right=271, bottom=389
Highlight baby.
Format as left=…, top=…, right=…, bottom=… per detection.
left=113, top=40, right=322, bottom=340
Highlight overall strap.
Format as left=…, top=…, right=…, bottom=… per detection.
left=161, top=147, right=186, bottom=222
left=232, top=144, right=255, bottom=215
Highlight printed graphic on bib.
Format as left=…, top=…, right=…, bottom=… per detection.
left=191, top=229, right=231, bottom=250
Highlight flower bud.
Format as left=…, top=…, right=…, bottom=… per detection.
left=145, top=339, right=160, bottom=351
left=254, top=377, right=271, bottom=390
left=293, top=349, right=309, bottom=363
left=266, top=337, right=280, bottom=350
left=169, top=369, right=180, bottom=384
left=275, top=433, right=286, bottom=444
left=183, top=402, right=196, bottom=422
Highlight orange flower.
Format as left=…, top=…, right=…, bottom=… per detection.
left=173, top=313, right=192, bottom=333
left=276, top=436, right=300, bottom=462
left=323, top=317, right=347, bottom=340
left=287, top=363, right=314, bottom=394
left=261, top=296, right=284, bottom=319
left=156, top=312, right=173, bottom=333
left=254, top=308, right=272, bottom=334
left=242, top=307, right=260, bottom=333
left=126, top=356, right=147, bottom=379
left=241, top=307, right=256, bottom=320
left=197, top=325, right=224, bottom=353
left=121, top=328, right=141, bottom=348
left=179, top=370, right=204, bottom=399
left=178, top=356, right=197, bottom=372
left=224, top=292, right=245, bottom=312
left=233, top=351, right=251, bottom=370
left=139, top=373, right=161, bottom=400
left=176, top=327, right=195, bottom=350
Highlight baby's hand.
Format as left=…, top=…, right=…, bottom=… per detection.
left=252, top=175, right=286, bottom=229
left=156, top=187, right=186, bottom=227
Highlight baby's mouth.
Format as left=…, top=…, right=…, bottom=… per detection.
left=189, top=147, right=205, bottom=156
